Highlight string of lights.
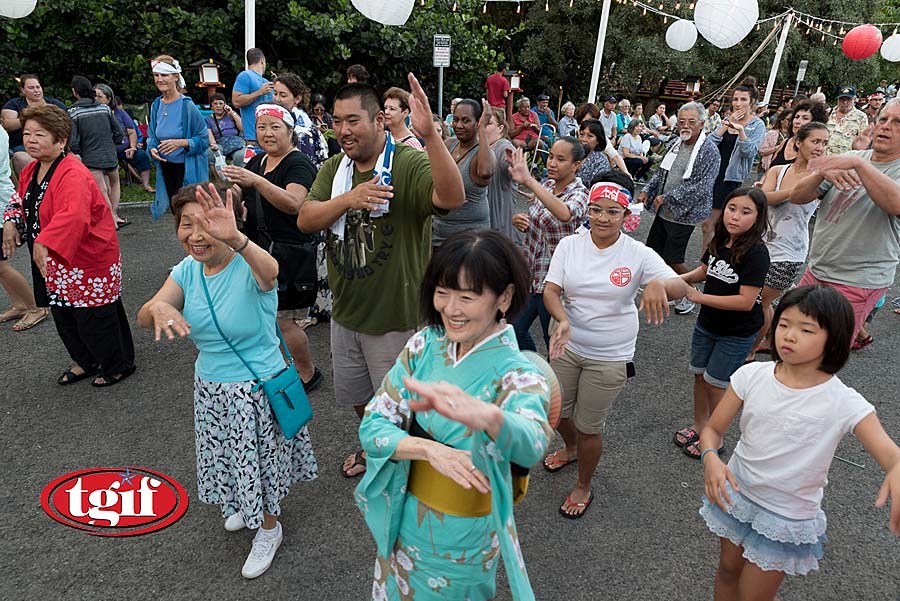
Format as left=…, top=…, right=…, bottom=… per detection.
left=468, top=0, right=900, bottom=33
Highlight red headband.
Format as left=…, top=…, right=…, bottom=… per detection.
left=589, top=182, right=632, bottom=209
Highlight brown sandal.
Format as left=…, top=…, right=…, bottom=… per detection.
left=0, top=307, right=28, bottom=323
left=12, top=308, right=49, bottom=331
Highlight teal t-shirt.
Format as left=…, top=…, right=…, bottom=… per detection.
left=170, top=254, right=284, bottom=382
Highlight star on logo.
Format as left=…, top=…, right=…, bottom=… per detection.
left=118, top=467, right=137, bottom=487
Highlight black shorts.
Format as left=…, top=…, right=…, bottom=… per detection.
left=646, top=214, right=696, bottom=265
left=712, top=179, right=742, bottom=210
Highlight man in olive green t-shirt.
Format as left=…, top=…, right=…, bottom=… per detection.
left=298, top=76, right=465, bottom=477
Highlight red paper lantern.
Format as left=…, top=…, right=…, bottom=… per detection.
left=842, top=25, right=883, bottom=61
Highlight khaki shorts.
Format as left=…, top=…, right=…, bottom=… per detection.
left=331, top=320, right=416, bottom=409
left=551, top=347, right=628, bottom=435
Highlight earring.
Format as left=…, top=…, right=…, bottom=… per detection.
left=499, top=309, right=507, bottom=327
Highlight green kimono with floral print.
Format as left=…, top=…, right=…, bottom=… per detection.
left=355, top=325, right=552, bottom=600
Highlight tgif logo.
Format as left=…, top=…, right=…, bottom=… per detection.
left=40, top=467, right=188, bottom=537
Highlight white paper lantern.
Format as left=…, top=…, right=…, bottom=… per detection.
left=0, top=0, right=37, bottom=18
left=350, top=0, right=414, bottom=26
left=881, top=33, right=900, bottom=62
left=693, top=0, right=759, bottom=49
left=666, top=19, right=698, bottom=52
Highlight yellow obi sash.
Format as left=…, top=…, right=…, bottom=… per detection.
left=408, top=460, right=529, bottom=518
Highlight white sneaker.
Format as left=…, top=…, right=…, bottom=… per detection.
left=224, top=512, right=246, bottom=532
left=674, top=297, right=695, bottom=315
left=242, top=522, right=283, bottom=579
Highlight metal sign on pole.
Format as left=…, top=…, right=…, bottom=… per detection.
left=793, top=59, right=808, bottom=96
left=433, top=34, right=451, bottom=118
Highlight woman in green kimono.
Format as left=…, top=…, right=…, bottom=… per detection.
left=355, top=230, right=553, bottom=601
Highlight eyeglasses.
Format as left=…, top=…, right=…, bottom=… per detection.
left=677, top=119, right=700, bottom=127
left=587, top=206, right=626, bottom=218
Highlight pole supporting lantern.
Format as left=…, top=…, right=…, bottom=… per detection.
left=588, top=0, right=612, bottom=104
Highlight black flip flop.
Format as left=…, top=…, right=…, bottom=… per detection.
left=116, top=218, right=131, bottom=229
left=58, top=367, right=100, bottom=386
left=91, top=365, right=137, bottom=388
left=341, top=450, right=366, bottom=478
left=302, top=367, right=324, bottom=393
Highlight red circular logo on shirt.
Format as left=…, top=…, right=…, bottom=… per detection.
left=610, top=267, right=633, bottom=287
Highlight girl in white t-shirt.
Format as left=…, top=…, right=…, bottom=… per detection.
left=543, top=172, right=690, bottom=518
left=699, top=285, right=900, bottom=598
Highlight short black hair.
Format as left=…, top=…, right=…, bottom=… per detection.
left=579, top=119, right=610, bottom=154
left=334, top=83, right=382, bottom=120
left=246, top=48, right=265, bottom=65
left=455, top=98, right=482, bottom=121
left=555, top=135, right=585, bottom=162
left=769, top=285, right=853, bottom=374
left=497, top=62, right=507, bottom=72
left=589, top=169, right=635, bottom=196
left=420, top=230, right=530, bottom=327
left=71, top=75, right=93, bottom=99
left=791, top=99, right=829, bottom=125
left=209, top=92, right=226, bottom=103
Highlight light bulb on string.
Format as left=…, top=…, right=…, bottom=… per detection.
left=663, top=16, right=667, bottom=24
left=643, top=7, right=646, bottom=15
left=516, top=1, right=521, bottom=13
left=570, top=0, right=574, bottom=7
left=675, top=1, right=680, bottom=9
left=545, top=0, right=549, bottom=12
left=483, top=2, right=487, bottom=13
left=688, top=2, right=694, bottom=9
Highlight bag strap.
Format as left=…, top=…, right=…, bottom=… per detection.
left=197, top=262, right=294, bottom=383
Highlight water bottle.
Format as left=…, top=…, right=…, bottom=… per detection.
left=214, top=147, right=226, bottom=180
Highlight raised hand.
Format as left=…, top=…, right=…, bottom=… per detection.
left=194, top=183, right=242, bottom=246
left=478, top=98, right=492, bottom=131
left=407, top=73, right=437, bottom=141
left=507, top=147, right=532, bottom=184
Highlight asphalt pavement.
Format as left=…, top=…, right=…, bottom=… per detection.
left=2, top=202, right=898, bottom=601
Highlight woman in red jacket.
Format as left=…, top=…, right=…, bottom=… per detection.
left=1, top=104, right=135, bottom=387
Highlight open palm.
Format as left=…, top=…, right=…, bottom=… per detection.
left=407, top=73, right=436, bottom=140
left=195, top=183, right=241, bottom=243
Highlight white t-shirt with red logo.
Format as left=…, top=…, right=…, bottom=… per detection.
left=545, top=229, right=677, bottom=361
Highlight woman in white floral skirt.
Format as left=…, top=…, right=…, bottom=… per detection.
left=138, top=182, right=317, bottom=579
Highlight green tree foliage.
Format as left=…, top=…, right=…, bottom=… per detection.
left=0, top=0, right=514, bottom=109
left=0, top=0, right=893, bottom=109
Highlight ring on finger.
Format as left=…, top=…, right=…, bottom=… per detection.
left=468, top=465, right=477, bottom=472
left=166, top=319, right=175, bottom=326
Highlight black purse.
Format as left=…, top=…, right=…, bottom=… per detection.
left=253, top=158, right=318, bottom=308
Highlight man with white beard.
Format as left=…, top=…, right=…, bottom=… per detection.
left=638, top=102, right=721, bottom=314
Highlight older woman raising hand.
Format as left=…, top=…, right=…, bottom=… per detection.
left=138, top=182, right=317, bottom=579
